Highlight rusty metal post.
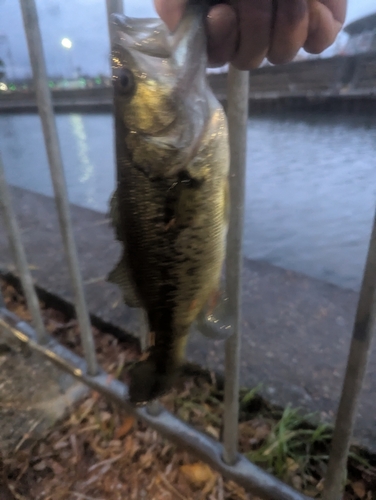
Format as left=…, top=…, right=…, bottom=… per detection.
left=19, top=0, right=98, bottom=375
left=222, top=66, right=249, bottom=465
left=323, top=208, right=376, bottom=500
left=0, top=154, right=46, bottom=343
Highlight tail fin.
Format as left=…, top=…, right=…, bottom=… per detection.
left=128, top=335, right=188, bottom=404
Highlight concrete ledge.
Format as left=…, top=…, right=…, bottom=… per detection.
left=0, top=186, right=375, bottom=451
left=0, top=343, right=88, bottom=453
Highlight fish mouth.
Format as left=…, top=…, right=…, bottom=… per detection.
left=111, top=10, right=207, bottom=85
left=111, top=13, right=171, bottom=59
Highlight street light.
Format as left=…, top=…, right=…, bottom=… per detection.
left=61, top=38, right=72, bottom=49
left=61, top=38, right=74, bottom=79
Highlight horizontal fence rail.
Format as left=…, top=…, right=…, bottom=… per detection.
left=0, top=1, right=375, bottom=500
left=0, top=308, right=310, bottom=500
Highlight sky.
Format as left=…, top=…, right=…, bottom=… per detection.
left=0, top=0, right=375, bottom=79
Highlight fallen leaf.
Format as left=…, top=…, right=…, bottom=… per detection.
left=159, top=473, right=188, bottom=500
left=292, top=475, right=302, bottom=491
left=88, top=455, right=124, bottom=479
left=286, top=457, right=299, bottom=473
left=225, top=480, right=248, bottom=500
left=180, top=462, right=216, bottom=488
left=108, top=440, right=122, bottom=448
left=99, top=411, right=112, bottom=423
left=161, top=444, right=173, bottom=458
left=49, top=460, right=64, bottom=475
left=115, top=416, right=135, bottom=439
left=352, top=480, right=367, bottom=499
left=252, top=423, right=271, bottom=443
left=33, top=460, right=47, bottom=471
left=205, top=425, right=219, bottom=439
left=52, top=440, right=68, bottom=451
left=124, top=435, right=140, bottom=459
left=315, top=479, right=324, bottom=492
left=140, top=450, right=154, bottom=470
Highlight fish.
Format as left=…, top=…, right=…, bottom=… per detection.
left=108, top=1, right=230, bottom=404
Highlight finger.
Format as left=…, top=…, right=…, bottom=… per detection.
left=304, top=0, right=344, bottom=53
left=267, top=0, right=309, bottom=64
left=315, top=0, right=347, bottom=24
left=231, top=0, right=274, bottom=70
left=154, top=0, right=186, bottom=31
left=206, top=4, right=237, bottom=66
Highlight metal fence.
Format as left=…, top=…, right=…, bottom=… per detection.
left=0, top=1, right=375, bottom=499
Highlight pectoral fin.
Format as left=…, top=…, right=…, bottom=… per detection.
left=194, top=286, right=233, bottom=340
left=107, top=258, right=141, bottom=308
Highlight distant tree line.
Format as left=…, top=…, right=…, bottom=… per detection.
left=0, top=59, right=5, bottom=80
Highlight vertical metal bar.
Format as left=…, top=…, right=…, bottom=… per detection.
left=106, top=0, right=124, bottom=40
left=323, top=208, right=376, bottom=500
left=0, top=273, right=5, bottom=309
left=222, top=67, right=249, bottom=465
left=0, top=154, right=46, bottom=343
left=19, top=0, right=98, bottom=376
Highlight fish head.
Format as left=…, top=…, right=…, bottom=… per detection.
left=111, top=9, right=208, bottom=137
left=111, top=15, right=177, bottom=135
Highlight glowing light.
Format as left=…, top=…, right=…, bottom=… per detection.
left=0, top=82, right=8, bottom=91
left=61, top=38, right=72, bottom=49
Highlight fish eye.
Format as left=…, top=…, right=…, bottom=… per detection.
left=114, top=68, right=135, bottom=95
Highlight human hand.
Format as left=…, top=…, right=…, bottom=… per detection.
left=154, top=0, right=347, bottom=69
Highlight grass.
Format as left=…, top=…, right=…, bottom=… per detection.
left=247, top=405, right=332, bottom=485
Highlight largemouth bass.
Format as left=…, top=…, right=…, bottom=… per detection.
left=109, top=2, right=229, bottom=404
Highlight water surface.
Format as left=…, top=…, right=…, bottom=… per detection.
left=1, top=111, right=375, bottom=291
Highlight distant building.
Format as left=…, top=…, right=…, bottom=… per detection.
left=343, top=13, right=376, bottom=55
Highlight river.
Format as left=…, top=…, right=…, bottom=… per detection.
left=1, top=111, right=375, bottom=291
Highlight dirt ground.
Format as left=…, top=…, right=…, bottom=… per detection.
left=1, top=277, right=376, bottom=500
